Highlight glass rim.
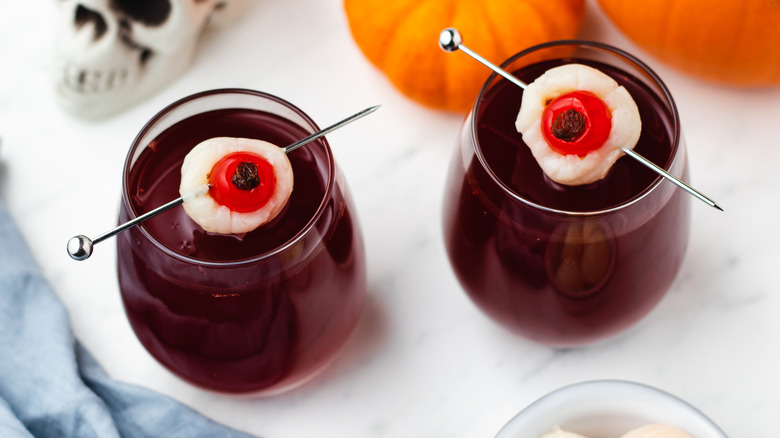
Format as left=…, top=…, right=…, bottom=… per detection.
left=471, top=39, right=683, bottom=217
left=121, top=88, right=336, bottom=267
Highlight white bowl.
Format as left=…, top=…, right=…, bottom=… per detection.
left=495, top=380, right=728, bottom=438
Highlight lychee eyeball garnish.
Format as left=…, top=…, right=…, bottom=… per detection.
left=179, top=137, right=294, bottom=234
left=515, top=63, right=642, bottom=186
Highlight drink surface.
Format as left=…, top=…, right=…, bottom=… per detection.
left=477, top=59, right=675, bottom=212
left=127, top=109, right=327, bottom=261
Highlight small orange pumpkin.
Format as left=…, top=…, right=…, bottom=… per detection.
left=597, top=0, right=780, bottom=85
left=344, top=0, right=586, bottom=112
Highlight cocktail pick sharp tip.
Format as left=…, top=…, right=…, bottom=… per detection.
left=621, top=148, right=723, bottom=211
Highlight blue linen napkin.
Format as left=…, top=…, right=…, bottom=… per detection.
left=0, top=199, right=259, bottom=438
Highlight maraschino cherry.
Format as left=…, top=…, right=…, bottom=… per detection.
left=541, top=90, right=612, bottom=157
left=208, top=151, right=277, bottom=213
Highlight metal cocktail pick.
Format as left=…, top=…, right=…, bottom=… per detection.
left=438, top=28, right=723, bottom=212
left=67, top=104, right=381, bottom=261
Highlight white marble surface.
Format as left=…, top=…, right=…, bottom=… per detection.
left=1, top=1, right=777, bottom=437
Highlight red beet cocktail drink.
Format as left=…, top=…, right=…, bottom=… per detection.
left=117, top=89, right=366, bottom=394
left=442, top=41, right=691, bottom=346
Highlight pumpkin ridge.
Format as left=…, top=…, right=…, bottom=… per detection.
left=384, top=0, right=455, bottom=107
left=659, top=0, right=679, bottom=67
left=522, top=0, right=566, bottom=39
left=529, top=1, right=558, bottom=43
left=482, top=2, right=519, bottom=57
left=648, top=1, right=669, bottom=53
left=375, top=0, right=433, bottom=69
left=724, top=1, right=748, bottom=79
left=481, top=1, right=547, bottom=62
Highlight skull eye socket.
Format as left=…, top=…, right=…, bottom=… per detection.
left=139, top=48, right=153, bottom=67
left=75, top=5, right=108, bottom=41
left=111, top=0, right=171, bottom=27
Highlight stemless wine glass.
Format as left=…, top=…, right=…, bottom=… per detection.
left=116, top=89, right=366, bottom=394
left=442, top=41, right=691, bottom=347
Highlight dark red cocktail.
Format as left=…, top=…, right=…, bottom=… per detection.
left=442, top=42, right=691, bottom=346
left=117, top=89, right=365, bottom=393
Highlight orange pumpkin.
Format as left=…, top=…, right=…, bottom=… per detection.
left=344, top=0, right=586, bottom=112
left=597, top=0, right=780, bottom=85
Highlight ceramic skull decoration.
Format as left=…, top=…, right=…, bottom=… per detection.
left=53, top=0, right=247, bottom=119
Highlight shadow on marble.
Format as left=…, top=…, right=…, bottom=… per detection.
left=282, top=290, right=389, bottom=396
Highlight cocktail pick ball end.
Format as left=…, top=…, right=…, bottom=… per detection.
left=67, top=235, right=93, bottom=261
left=438, top=28, right=462, bottom=52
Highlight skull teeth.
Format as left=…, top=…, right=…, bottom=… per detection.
left=60, top=66, right=130, bottom=94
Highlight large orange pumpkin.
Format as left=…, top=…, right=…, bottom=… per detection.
left=344, top=0, right=586, bottom=112
left=597, top=0, right=780, bottom=85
